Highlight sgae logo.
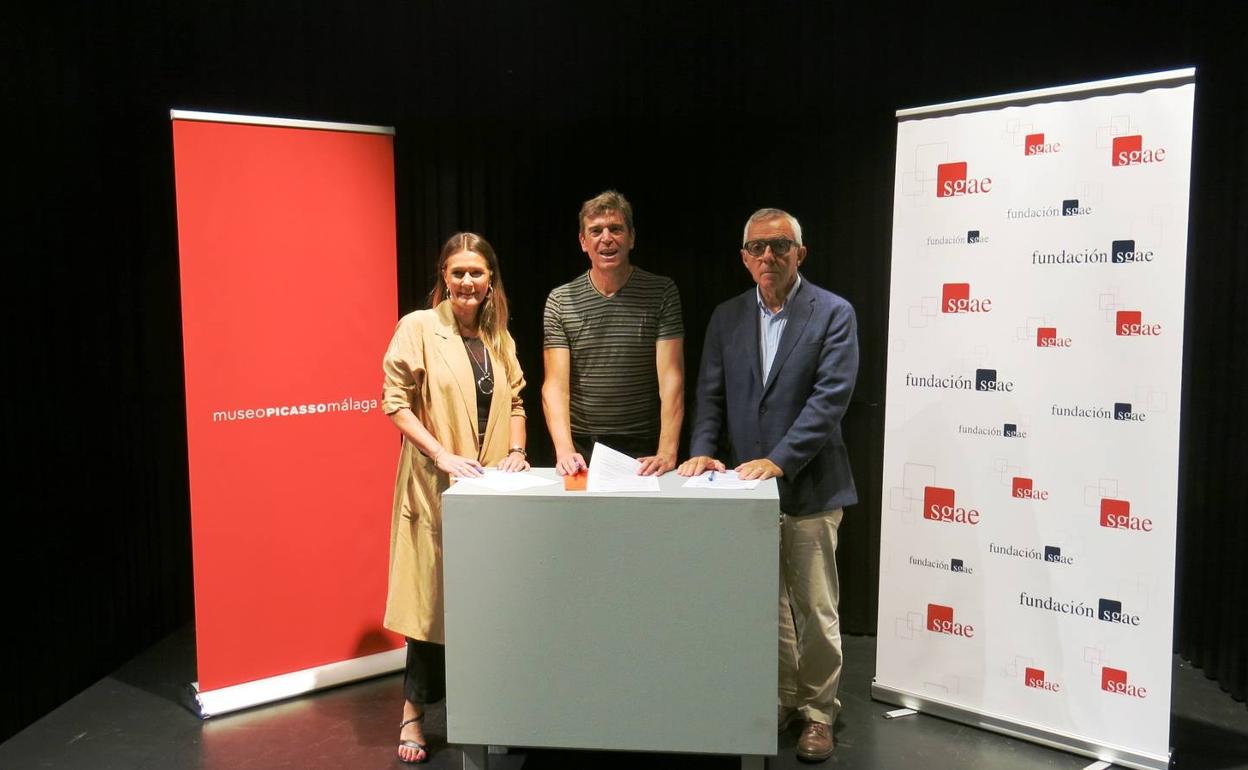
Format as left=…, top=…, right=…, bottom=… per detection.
left=942, top=283, right=992, bottom=313
left=975, top=369, right=1013, bottom=392
left=1116, top=310, right=1162, bottom=336
left=927, top=603, right=975, bottom=637
left=1037, top=327, right=1072, bottom=347
left=1098, top=598, right=1140, bottom=625
left=924, top=486, right=980, bottom=524
left=1112, top=134, right=1166, bottom=167
left=1062, top=198, right=1092, bottom=216
left=1025, top=667, right=1061, bottom=692
left=1044, top=545, right=1072, bottom=564
left=1112, top=239, right=1154, bottom=263
left=1025, top=133, right=1061, bottom=155
left=1102, top=667, right=1148, bottom=698
left=1012, top=477, right=1049, bottom=500
left=937, top=161, right=992, bottom=197
left=1099, top=498, right=1152, bottom=531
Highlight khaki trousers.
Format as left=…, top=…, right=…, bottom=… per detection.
left=778, top=507, right=843, bottom=726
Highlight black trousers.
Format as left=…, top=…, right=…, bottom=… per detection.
left=571, top=433, right=657, bottom=462
left=404, top=638, right=446, bottom=704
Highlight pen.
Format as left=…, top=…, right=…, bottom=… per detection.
left=708, top=471, right=716, bottom=481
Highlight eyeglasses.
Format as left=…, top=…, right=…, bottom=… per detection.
left=743, top=238, right=797, bottom=258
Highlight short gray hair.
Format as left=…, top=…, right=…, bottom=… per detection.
left=742, top=208, right=803, bottom=246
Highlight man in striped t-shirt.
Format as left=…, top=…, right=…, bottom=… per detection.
left=542, top=190, right=684, bottom=476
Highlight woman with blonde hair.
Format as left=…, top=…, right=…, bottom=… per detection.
left=380, top=232, right=528, bottom=763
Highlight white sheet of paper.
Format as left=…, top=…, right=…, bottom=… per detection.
left=453, top=469, right=560, bottom=492
left=681, top=470, right=761, bottom=490
left=586, top=442, right=661, bottom=492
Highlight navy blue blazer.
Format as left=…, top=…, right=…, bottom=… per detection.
left=689, top=277, right=859, bottom=515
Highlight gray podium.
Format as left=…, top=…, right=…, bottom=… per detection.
left=442, top=469, right=779, bottom=770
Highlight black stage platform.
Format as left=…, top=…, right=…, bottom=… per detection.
left=2, top=631, right=1244, bottom=769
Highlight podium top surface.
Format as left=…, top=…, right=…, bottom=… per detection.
left=443, top=467, right=779, bottom=502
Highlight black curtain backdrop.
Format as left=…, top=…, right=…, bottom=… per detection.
left=4, top=0, right=1244, bottom=742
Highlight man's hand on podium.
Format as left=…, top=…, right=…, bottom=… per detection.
left=677, top=455, right=727, bottom=477
left=637, top=451, right=676, bottom=476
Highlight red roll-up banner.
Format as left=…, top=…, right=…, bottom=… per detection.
left=171, top=112, right=401, bottom=713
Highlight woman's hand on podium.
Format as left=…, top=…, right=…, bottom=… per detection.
left=434, top=450, right=484, bottom=478
left=497, top=451, right=530, bottom=472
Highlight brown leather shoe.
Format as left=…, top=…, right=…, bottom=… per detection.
left=796, top=720, right=834, bottom=762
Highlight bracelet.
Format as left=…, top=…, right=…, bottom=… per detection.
left=508, top=446, right=527, bottom=458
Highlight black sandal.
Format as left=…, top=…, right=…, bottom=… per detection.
left=397, top=713, right=428, bottom=764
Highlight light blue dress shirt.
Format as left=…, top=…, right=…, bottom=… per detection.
left=758, top=274, right=802, bottom=384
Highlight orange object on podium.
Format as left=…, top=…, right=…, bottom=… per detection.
left=563, top=469, right=588, bottom=491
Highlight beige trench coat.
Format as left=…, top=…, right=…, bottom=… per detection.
left=380, top=300, right=526, bottom=642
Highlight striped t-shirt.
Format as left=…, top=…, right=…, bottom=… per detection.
left=543, top=267, right=684, bottom=437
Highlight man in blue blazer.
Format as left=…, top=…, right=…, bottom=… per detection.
left=679, top=208, right=858, bottom=763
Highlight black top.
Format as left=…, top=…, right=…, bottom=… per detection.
left=462, top=336, right=491, bottom=439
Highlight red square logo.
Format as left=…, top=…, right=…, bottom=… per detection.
left=1012, top=477, right=1033, bottom=497
left=1117, top=310, right=1142, bottom=336
left=936, top=162, right=967, bottom=198
left=1037, top=327, right=1056, bottom=346
left=924, top=486, right=955, bottom=519
left=1102, top=666, right=1128, bottom=691
left=927, top=603, right=953, bottom=632
left=942, top=283, right=970, bottom=313
left=1025, top=667, right=1045, bottom=687
left=1112, top=135, right=1142, bottom=166
left=1100, top=498, right=1130, bottom=527
left=1025, top=133, right=1045, bottom=154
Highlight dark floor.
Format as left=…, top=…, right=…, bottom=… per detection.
left=1, top=629, right=1244, bottom=770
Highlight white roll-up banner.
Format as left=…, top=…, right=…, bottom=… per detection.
left=874, top=69, right=1194, bottom=770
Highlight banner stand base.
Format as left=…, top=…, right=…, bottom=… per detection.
left=187, top=647, right=405, bottom=718
left=871, top=682, right=1171, bottom=770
